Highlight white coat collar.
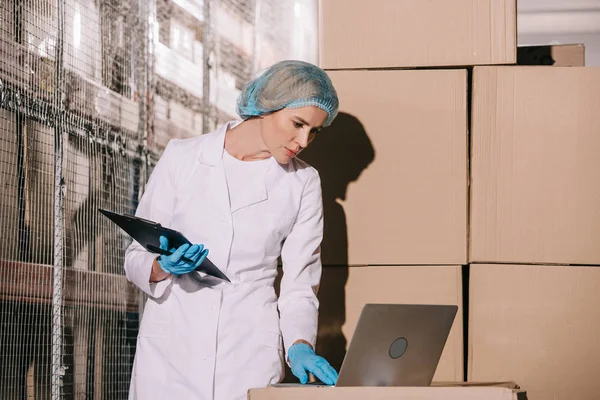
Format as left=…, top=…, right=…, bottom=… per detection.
left=198, top=120, right=242, bottom=166
left=197, top=119, right=282, bottom=175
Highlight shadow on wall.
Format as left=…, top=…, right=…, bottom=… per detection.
left=276, top=112, right=375, bottom=382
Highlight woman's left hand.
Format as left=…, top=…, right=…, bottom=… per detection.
left=156, top=236, right=209, bottom=275
left=288, top=343, right=338, bottom=385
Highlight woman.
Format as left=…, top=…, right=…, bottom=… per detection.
left=124, top=60, right=339, bottom=399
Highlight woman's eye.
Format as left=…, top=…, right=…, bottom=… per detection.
left=293, top=121, right=303, bottom=128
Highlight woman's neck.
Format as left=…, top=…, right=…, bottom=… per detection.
left=224, top=119, right=271, bottom=161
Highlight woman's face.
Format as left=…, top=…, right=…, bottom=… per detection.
left=260, top=106, right=328, bottom=164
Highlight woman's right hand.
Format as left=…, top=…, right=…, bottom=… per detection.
left=156, top=236, right=209, bottom=275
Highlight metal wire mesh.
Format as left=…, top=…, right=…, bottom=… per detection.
left=0, top=0, right=317, bottom=398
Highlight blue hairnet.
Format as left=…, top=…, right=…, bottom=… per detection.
left=237, top=60, right=339, bottom=127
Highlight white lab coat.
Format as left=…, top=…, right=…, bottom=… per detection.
left=124, top=121, right=323, bottom=400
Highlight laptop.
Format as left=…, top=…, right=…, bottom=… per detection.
left=276, top=303, right=458, bottom=387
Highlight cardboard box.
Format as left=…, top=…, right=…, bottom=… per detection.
left=120, top=97, right=140, bottom=134
left=63, top=0, right=101, bottom=79
left=0, top=111, right=98, bottom=268
left=22, top=121, right=55, bottom=265
left=0, top=110, right=20, bottom=261
left=248, top=385, right=526, bottom=400
left=217, top=4, right=255, bottom=56
left=517, top=44, right=585, bottom=67
left=316, top=266, right=464, bottom=382
left=319, top=0, right=516, bottom=69
left=300, top=70, right=467, bottom=265
left=156, top=42, right=203, bottom=99
left=470, top=66, right=600, bottom=265
left=469, top=264, right=600, bottom=400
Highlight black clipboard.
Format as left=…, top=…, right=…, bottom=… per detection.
left=99, top=208, right=230, bottom=282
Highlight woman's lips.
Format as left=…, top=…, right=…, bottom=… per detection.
left=286, top=148, right=297, bottom=157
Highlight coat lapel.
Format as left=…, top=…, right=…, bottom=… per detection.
left=229, top=170, right=268, bottom=214
left=197, top=122, right=235, bottom=220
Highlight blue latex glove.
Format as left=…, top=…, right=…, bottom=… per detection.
left=157, top=236, right=208, bottom=275
left=288, top=343, right=338, bottom=385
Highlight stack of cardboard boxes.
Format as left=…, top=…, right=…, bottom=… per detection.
left=468, top=56, right=600, bottom=400
left=252, top=0, right=600, bottom=399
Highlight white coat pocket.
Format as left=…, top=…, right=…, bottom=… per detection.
left=130, top=321, right=171, bottom=399
left=252, top=329, right=285, bottom=386
left=137, top=320, right=170, bottom=338
left=256, top=329, right=284, bottom=352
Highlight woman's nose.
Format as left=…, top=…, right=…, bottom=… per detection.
left=296, top=129, right=310, bottom=148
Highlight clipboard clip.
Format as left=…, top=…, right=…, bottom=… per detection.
left=127, top=214, right=162, bottom=227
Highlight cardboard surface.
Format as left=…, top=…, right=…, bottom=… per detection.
left=469, top=264, right=600, bottom=400
left=319, top=0, right=516, bottom=69
left=0, top=109, right=19, bottom=259
left=316, top=266, right=463, bottom=383
left=248, top=386, right=525, bottom=400
left=470, top=66, right=600, bottom=265
left=300, top=70, right=467, bottom=265
left=0, top=117, right=55, bottom=264
left=517, top=44, right=585, bottom=67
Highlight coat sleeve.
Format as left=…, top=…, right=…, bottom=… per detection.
left=278, top=168, right=324, bottom=355
left=123, top=139, right=181, bottom=299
